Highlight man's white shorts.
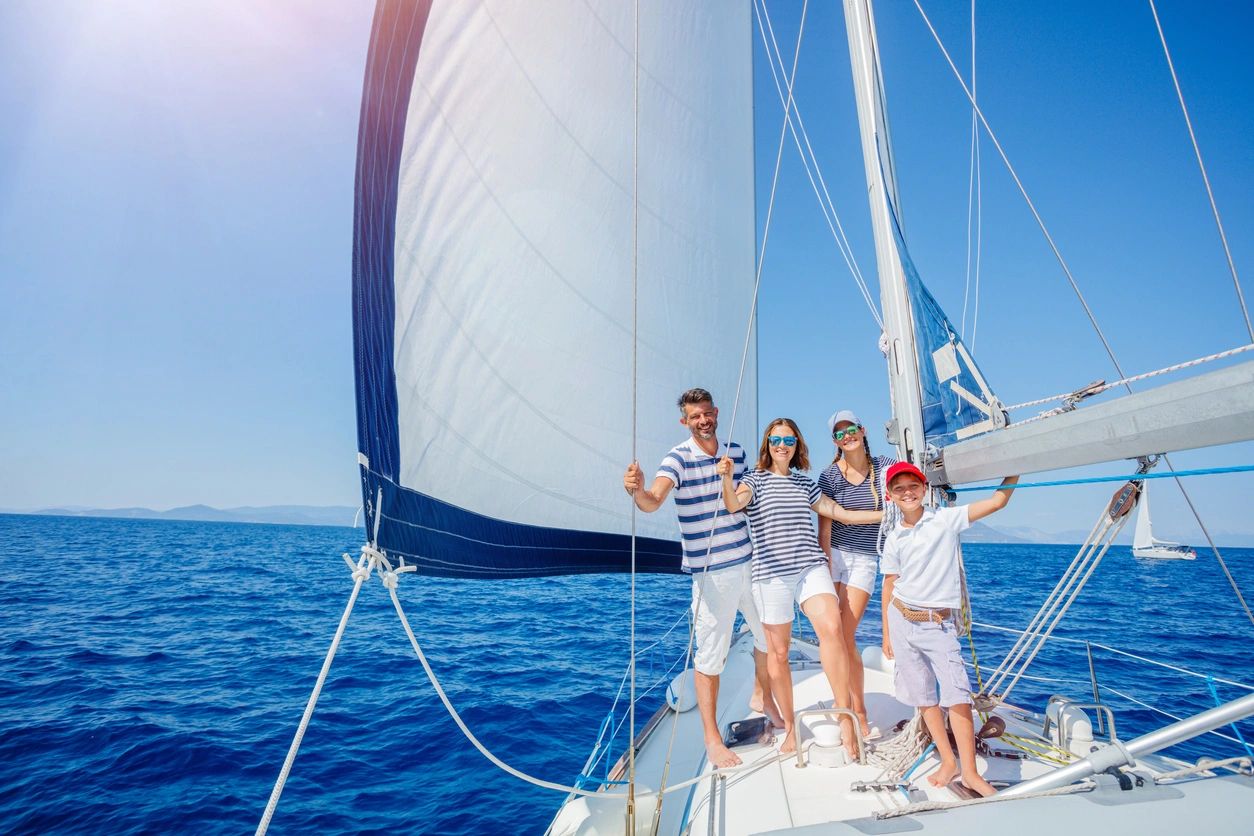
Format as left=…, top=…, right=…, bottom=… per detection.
left=691, top=561, right=767, bottom=676
left=830, top=549, right=879, bottom=594
left=752, top=563, right=838, bottom=626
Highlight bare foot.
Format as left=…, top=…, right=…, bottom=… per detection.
left=856, top=712, right=872, bottom=738
left=840, top=716, right=859, bottom=762
left=750, top=693, right=786, bottom=730
left=961, top=771, right=997, bottom=798
left=706, top=740, right=743, bottom=769
left=778, top=727, right=797, bottom=755
left=927, top=759, right=958, bottom=788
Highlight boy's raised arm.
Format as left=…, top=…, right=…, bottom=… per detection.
left=966, top=475, right=1020, bottom=523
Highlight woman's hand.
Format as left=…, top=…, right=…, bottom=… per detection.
left=716, top=456, right=734, bottom=480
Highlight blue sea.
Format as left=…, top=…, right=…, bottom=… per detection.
left=2, top=514, right=1252, bottom=834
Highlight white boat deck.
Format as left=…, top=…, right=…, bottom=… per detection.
left=551, top=629, right=1253, bottom=835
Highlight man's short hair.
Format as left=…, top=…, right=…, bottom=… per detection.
left=677, top=388, right=714, bottom=414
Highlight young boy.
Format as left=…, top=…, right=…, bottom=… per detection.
left=880, top=462, right=1019, bottom=797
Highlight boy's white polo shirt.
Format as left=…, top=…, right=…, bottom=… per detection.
left=880, top=505, right=971, bottom=609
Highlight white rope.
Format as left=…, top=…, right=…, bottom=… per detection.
left=1154, top=756, right=1253, bottom=782
left=753, top=0, right=883, bottom=330
left=874, top=780, right=1094, bottom=820
left=1147, top=0, right=1253, bottom=342
left=981, top=512, right=1107, bottom=695
left=255, top=547, right=378, bottom=836
left=1005, top=343, right=1254, bottom=412
left=985, top=505, right=1132, bottom=700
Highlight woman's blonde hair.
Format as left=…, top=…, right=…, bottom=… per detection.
left=756, top=418, right=809, bottom=472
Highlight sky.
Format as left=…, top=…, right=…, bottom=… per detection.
left=1, top=1, right=1251, bottom=544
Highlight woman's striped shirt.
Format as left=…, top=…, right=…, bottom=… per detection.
left=740, top=469, right=827, bottom=583
left=817, top=455, right=895, bottom=556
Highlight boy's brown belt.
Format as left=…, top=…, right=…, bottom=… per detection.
left=892, top=597, right=952, bottom=624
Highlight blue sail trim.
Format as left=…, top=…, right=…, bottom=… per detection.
left=352, top=2, right=428, bottom=519
left=883, top=186, right=1002, bottom=451
left=375, top=479, right=683, bottom=579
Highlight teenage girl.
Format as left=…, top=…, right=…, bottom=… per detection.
left=817, top=409, right=897, bottom=739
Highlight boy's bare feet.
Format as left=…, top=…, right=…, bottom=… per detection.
left=706, top=739, right=743, bottom=769
left=928, top=759, right=958, bottom=788
left=960, top=771, right=997, bottom=797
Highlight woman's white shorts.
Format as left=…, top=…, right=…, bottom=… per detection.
left=830, top=549, right=879, bottom=594
left=752, top=563, right=838, bottom=625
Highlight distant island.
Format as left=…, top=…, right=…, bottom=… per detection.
left=7, top=504, right=360, bottom=528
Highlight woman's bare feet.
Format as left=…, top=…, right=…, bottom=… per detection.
left=750, top=694, right=787, bottom=730
left=778, top=726, right=797, bottom=755
left=856, top=712, right=872, bottom=738
left=927, top=759, right=959, bottom=788
left=960, top=770, right=997, bottom=797
left=706, top=739, right=743, bottom=769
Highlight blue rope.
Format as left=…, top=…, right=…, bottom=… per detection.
left=898, top=742, right=936, bottom=800
left=1206, top=676, right=1254, bottom=760
left=949, top=464, right=1254, bottom=493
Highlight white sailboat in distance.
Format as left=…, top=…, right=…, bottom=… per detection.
left=1132, top=485, right=1197, bottom=560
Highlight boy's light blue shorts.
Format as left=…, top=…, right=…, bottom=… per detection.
left=887, top=602, right=972, bottom=708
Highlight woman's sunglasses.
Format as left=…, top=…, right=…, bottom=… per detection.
left=833, top=425, right=863, bottom=441
left=767, top=435, right=798, bottom=447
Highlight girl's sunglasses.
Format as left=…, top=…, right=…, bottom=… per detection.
left=767, top=435, right=798, bottom=447
left=833, top=424, right=863, bottom=441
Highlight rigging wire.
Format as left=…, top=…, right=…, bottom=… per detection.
left=910, top=0, right=1129, bottom=384
left=911, top=0, right=1254, bottom=630
left=628, top=0, right=640, bottom=826
left=1147, top=0, right=1254, bottom=343
left=753, top=0, right=883, bottom=330
left=960, top=0, right=983, bottom=349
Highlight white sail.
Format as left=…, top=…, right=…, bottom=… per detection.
left=353, top=1, right=759, bottom=575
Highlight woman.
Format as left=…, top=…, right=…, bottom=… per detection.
left=717, top=418, right=882, bottom=758
left=817, top=409, right=897, bottom=740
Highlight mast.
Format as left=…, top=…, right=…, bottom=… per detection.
left=842, top=0, right=926, bottom=467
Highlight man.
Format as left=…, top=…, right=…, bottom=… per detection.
left=623, top=388, right=780, bottom=768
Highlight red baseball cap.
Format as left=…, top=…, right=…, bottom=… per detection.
left=885, top=461, right=927, bottom=487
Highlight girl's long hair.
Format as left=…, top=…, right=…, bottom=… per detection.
left=756, top=418, right=809, bottom=472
